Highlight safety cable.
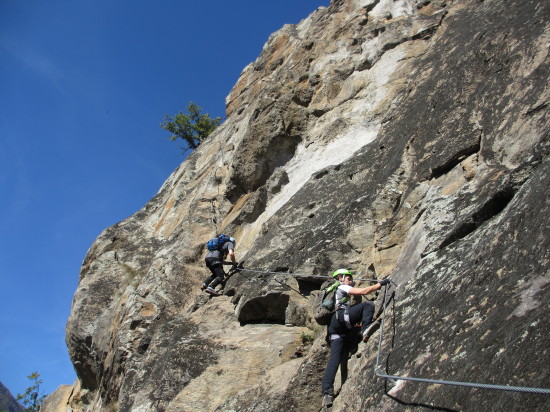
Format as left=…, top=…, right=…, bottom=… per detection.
left=233, top=267, right=399, bottom=301
left=273, top=277, right=309, bottom=299
left=210, top=200, right=218, bottom=234
left=230, top=265, right=549, bottom=393
left=374, top=286, right=550, bottom=395
left=185, top=139, right=224, bottom=234
left=211, top=140, right=226, bottom=235
left=235, top=267, right=397, bottom=285
left=233, top=267, right=311, bottom=299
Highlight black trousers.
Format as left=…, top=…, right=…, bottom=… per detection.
left=204, top=258, right=226, bottom=288
left=321, top=302, right=375, bottom=395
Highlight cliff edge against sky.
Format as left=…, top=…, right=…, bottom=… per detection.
left=44, top=0, right=549, bottom=410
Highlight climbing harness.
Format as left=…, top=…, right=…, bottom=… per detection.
left=373, top=286, right=550, bottom=395
left=340, top=308, right=352, bottom=329
left=330, top=333, right=346, bottom=341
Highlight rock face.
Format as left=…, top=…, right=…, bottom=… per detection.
left=54, top=0, right=549, bottom=411
left=0, top=382, right=24, bottom=412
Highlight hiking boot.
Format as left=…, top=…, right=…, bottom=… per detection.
left=322, top=394, right=333, bottom=407
left=362, top=319, right=381, bottom=343
left=205, top=287, right=220, bottom=296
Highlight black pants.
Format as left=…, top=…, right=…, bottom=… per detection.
left=204, top=258, right=226, bottom=288
left=321, top=302, right=375, bottom=395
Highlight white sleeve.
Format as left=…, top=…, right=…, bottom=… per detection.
left=339, top=285, right=352, bottom=293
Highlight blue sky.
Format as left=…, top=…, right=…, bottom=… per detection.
left=0, top=0, right=330, bottom=398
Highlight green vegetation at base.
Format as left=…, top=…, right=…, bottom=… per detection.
left=16, top=372, right=46, bottom=412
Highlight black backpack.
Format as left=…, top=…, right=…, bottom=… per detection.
left=313, top=280, right=340, bottom=325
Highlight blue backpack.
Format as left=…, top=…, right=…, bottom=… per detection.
left=206, top=234, right=231, bottom=251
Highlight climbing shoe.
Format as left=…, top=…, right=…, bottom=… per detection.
left=362, top=319, right=381, bottom=343
left=205, top=287, right=220, bottom=296
left=322, top=394, right=333, bottom=407
left=200, top=284, right=208, bottom=291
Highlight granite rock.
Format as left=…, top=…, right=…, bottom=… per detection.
left=48, top=0, right=550, bottom=411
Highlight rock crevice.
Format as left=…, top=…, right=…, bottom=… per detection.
left=51, top=0, right=550, bottom=411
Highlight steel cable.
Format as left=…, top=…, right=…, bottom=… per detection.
left=374, top=285, right=550, bottom=395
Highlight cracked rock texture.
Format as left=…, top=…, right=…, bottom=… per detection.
left=45, top=0, right=549, bottom=411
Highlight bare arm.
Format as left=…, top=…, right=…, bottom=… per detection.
left=223, top=249, right=236, bottom=265
left=347, top=282, right=383, bottom=296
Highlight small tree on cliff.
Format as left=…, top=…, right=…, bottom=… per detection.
left=16, top=372, right=46, bottom=412
left=161, top=102, right=222, bottom=150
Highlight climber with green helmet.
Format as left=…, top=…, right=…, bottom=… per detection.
left=321, top=269, right=391, bottom=408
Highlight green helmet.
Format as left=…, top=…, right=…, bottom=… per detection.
left=332, top=268, right=352, bottom=278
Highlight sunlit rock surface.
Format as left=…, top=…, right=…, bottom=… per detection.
left=45, top=0, right=549, bottom=410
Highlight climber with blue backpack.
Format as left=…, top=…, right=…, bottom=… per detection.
left=321, top=269, right=391, bottom=408
left=201, top=234, right=238, bottom=296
